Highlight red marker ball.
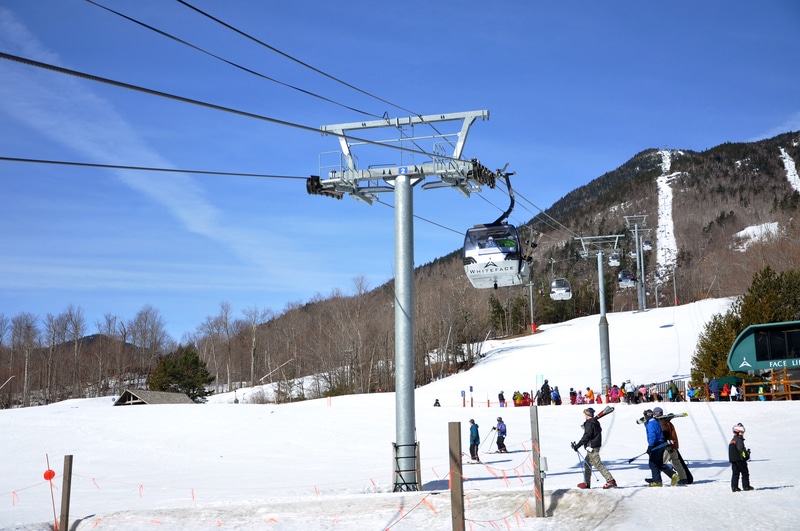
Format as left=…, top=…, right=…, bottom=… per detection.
left=43, top=469, right=55, bottom=481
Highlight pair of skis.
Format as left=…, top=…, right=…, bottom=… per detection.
left=636, top=411, right=688, bottom=424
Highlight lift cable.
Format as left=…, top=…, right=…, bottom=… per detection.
left=173, top=0, right=457, bottom=154
left=0, top=156, right=306, bottom=180
left=85, top=0, right=383, bottom=119
left=175, top=0, right=418, bottom=118
left=0, top=51, right=456, bottom=164
left=375, top=199, right=463, bottom=236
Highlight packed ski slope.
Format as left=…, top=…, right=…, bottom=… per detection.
left=2, top=298, right=798, bottom=530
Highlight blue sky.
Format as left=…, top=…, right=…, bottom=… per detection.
left=1, top=1, right=799, bottom=340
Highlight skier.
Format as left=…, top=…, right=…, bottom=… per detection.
left=540, top=380, right=552, bottom=405
left=729, top=423, right=753, bottom=492
left=585, top=387, right=595, bottom=404
left=468, top=419, right=481, bottom=462
left=668, top=380, right=679, bottom=402
left=498, top=390, right=506, bottom=407
left=492, top=416, right=508, bottom=452
left=569, top=387, right=578, bottom=405
left=709, top=377, right=720, bottom=401
left=571, top=407, right=617, bottom=489
left=625, top=380, right=636, bottom=404
left=642, top=409, right=679, bottom=487
left=552, top=386, right=562, bottom=405
left=654, top=407, right=690, bottom=484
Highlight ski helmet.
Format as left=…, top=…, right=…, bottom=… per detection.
left=733, top=423, right=745, bottom=434
left=643, top=409, right=654, bottom=419
left=653, top=407, right=664, bottom=417
left=583, top=407, right=595, bottom=417
left=497, top=417, right=503, bottom=422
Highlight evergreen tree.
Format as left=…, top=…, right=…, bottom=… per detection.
left=148, top=344, right=215, bottom=403
left=690, top=267, right=800, bottom=386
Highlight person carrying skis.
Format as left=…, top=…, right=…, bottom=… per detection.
left=654, top=407, right=690, bottom=484
left=468, top=419, right=481, bottom=462
left=642, top=409, right=679, bottom=487
left=571, top=407, right=617, bottom=489
left=729, top=423, right=753, bottom=492
left=492, top=416, right=508, bottom=452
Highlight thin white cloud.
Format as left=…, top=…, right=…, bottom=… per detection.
left=749, top=110, right=800, bottom=141
left=0, top=8, right=271, bottom=261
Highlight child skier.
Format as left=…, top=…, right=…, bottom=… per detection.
left=729, top=423, right=753, bottom=492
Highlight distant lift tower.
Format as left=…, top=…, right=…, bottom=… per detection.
left=575, top=234, right=625, bottom=393
left=624, top=215, right=649, bottom=312
left=307, top=110, right=499, bottom=491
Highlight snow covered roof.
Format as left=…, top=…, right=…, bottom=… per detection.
left=113, top=389, right=195, bottom=406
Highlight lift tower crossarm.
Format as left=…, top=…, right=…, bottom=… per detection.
left=320, top=110, right=489, bottom=166
left=574, top=234, right=626, bottom=258
left=309, top=111, right=496, bottom=204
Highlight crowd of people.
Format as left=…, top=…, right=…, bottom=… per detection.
left=571, top=405, right=753, bottom=491
left=463, top=383, right=755, bottom=491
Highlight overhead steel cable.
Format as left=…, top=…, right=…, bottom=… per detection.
left=0, top=51, right=455, bottom=163
left=0, top=156, right=306, bottom=180
left=375, top=199, right=464, bottom=236
left=176, top=0, right=418, bottom=118
left=174, top=0, right=455, bottom=154
left=84, top=0, right=382, bottom=119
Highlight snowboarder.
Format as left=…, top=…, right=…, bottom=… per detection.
left=492, top=416, right=508, bottom=452
left=729, top=423, right=753, bottom=492
left=654, top=407, right=691, bottom=484
left=642, top=409, right=679, bottom=487
left=468, top=419, right=481, bottom=462
left=571, top=407, right=617, bottom=489
left=433, top=399, right=441, bottom=407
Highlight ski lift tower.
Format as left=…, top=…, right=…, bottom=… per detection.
left=307, top=110, right=498, bottom=491
left=575, top=235, right=625, bottom=394
left=624, top=215, right=649, bottom=311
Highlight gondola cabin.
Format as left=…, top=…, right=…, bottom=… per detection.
left=463, top=224, right=530, bottom=289
left=550, top=278, right=572, bottom=301
left=608, top=252, right=621, bottom=267
left=618, top=270, right=635, bottom=289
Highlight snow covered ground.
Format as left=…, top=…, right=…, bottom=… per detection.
left=2, top=298, right=798, bottom=530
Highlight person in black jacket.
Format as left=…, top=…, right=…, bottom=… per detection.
left=571, top=408, right=617, bottom=489
left=729, top=423, right=753, bottom=492
left=540, top=380, right=552, bottom=405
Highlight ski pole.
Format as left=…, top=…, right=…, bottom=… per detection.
left=627, top=442, right=668, bottom=464
left=575, top=448, right=600, bottom=481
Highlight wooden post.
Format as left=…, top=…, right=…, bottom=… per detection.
left=529, top=406, right=545, bottom=518
left=59, top=455, right=73, bottom=531
left=448, top=422, right=465, bottom=531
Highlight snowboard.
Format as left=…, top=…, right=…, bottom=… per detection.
left=675, top=449, right=693, bottom=484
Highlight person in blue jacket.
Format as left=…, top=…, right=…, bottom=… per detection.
left=469, top=419, right=481, bottom=462
left=493, top=417, right=508, bottom=453
left=642, top=409, right=679, bottom=486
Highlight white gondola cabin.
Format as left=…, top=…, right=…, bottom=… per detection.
left=608, top=252, right=621, bottom=267
left=618, top=270, right=635, bottom=289
left=550, top=278, right=572, bottom=301
left=463, top=224, right=530, bottom=289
